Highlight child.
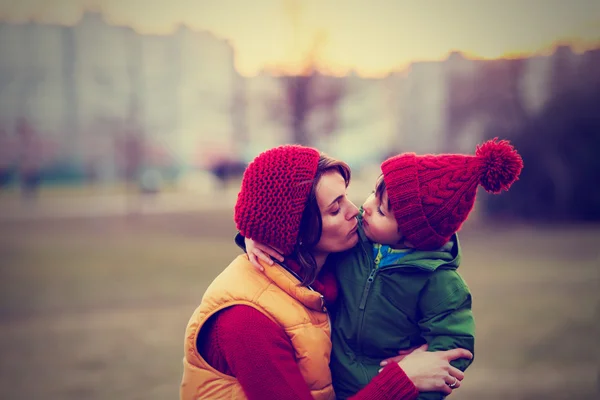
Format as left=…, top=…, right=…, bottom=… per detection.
left=245, top=138, right=523, bottom=399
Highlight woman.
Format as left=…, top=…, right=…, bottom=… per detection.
left=180, top=145, right=471, bottom=400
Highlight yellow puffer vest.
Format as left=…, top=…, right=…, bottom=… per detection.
left=180, top=254, right=335, bottom=400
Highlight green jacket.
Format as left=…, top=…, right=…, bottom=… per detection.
left=329, top=221, right=474, bottom=400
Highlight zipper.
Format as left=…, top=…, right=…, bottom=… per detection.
left=355, top=241, right=379, bottom=354
left=358, top=242, right=384, bottom=311
left=323, top=294, right=332, bottom=328
left=355, top=267, right=376, bottom=355
left=358, top=268, right=377, bottom=310
left=320, top=294, right=327, bottom=313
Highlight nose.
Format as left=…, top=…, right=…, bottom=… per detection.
left=362, top=194, right=374, bottom=216
left=346, top=200, right=359, bottom=220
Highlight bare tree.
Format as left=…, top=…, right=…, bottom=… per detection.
left=16, top=118, right=43, bottom=202
left=270, top=1, right=345, bottom=146
left=445, top=57, right=528, bottom=152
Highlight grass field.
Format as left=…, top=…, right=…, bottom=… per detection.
left=0, top=211, right=598, bottom=399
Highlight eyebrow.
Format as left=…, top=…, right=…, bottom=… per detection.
left=327, top=195, right=344, bottom=209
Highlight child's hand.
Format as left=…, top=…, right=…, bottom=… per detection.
left=245, top=237, right=285, bottom=272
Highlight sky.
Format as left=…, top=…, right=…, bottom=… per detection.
left=1, top=0, right=599, bottom=77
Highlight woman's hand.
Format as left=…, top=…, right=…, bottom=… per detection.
left=380, top=345, right=423, bottom=367
left=387, top=344, right=472, bottom=395
left=245, top=237, right=285, bottom=272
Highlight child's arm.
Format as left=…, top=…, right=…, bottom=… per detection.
left=416, top=270, right=475, bottom=399
left=235, top=232, right=285, bottom=271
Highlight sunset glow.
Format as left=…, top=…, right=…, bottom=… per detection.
left=1, top=0, right=599, bottom=77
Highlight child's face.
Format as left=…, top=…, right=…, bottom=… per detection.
left=361, top=187, right=404, bottom=246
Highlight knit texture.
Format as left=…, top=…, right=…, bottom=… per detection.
left=381, top=138, right=523, bottom=250
left=234, top=145, right=320, bottom=255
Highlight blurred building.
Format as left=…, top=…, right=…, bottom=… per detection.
left=320, top=73, right=399, bottom=167
left=0, top=21, right=67, bottom=153
left=0, top=12, right=239, bottom=182
left=175, top=26, right=240, bottom=166
left=243, top=71, right=291, bottom=159
left=398, top=61, right=447, bottom=154
left=394, top=52, right=484, bottom=155
left=1, top=13, right=599, bottom=184
left=520, top=55, right=553, bottom=115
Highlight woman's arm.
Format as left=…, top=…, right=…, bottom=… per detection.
left=199, top=305, right=420, bottom=400
left=198, top=305, right=315, bottom=400
left=350, top=363, right=419, bottom=400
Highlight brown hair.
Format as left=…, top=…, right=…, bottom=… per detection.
left=293, top=154, right=351, bottom=286
left=375, top=174, right=391, bottom=211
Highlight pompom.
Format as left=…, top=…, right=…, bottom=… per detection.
left=475, top=138, right=523, bottom=193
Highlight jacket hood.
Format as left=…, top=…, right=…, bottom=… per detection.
left=357, top=211, right=461, bottom=272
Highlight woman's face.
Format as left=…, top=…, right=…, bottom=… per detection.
left=313, top=171, right=360, bottom=255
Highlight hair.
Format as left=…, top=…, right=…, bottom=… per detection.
left=375, top=174, right=391, bottom=211
left=293, top=154, right=351, bottom=286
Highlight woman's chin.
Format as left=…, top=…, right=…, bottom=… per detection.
left=347, top=232, right=360, bottom=247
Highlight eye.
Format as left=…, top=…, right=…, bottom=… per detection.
left=331, top=208, right=341, bottom=216
left=377, top=205, right=385, bottom=216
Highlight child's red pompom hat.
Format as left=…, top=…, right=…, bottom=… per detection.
left=381, top=138, right=524, bottom=250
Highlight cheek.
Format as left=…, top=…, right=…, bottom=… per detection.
left=321, top=220, right=340, bottom=241
left=320, top=217, right=348, bottom=243
left=373, top=219, right=394, bottom=239
left=384, top=222, right=402, bottom=242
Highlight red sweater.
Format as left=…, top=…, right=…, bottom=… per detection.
left=197, top=263, right=419, bottom=400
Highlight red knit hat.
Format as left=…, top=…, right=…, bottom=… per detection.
left=381, top=138, right=523, bottom=250
left=234, top=145, right=320, bottom=256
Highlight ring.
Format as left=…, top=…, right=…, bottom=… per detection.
left=448, top=377, right=457, bottom=388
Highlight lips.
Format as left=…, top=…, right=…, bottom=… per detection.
left=348, top=223, right=358, bottom=236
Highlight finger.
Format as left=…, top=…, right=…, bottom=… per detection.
left=255, top=250, right=274, bottom=266
left=442, top=348, right=473, bottom=362
left=382, top=343, right=428, bottom=366
left=379, top=354, right=407, bottom=366
left=444, top=374, right=461, bottom=390
left=412, top=344, right=428, bottom=354
left=384, top=344, right=429, bottom=365
left=444, top=375, right=457, bottom=386
left=248, top=253, right=264, bottom=271
left=250, top=253, right=263, bottom=271
left=438, top=381, right=452, bottom=395
left=256, top=244, right=284, bottom=262
left=448, top=366, right=465, bottom=381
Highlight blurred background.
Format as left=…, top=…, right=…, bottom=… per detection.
left=0, top=1, right=598, bottom=399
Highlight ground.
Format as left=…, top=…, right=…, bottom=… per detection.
left=0, top=208, right=598, bottom=399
